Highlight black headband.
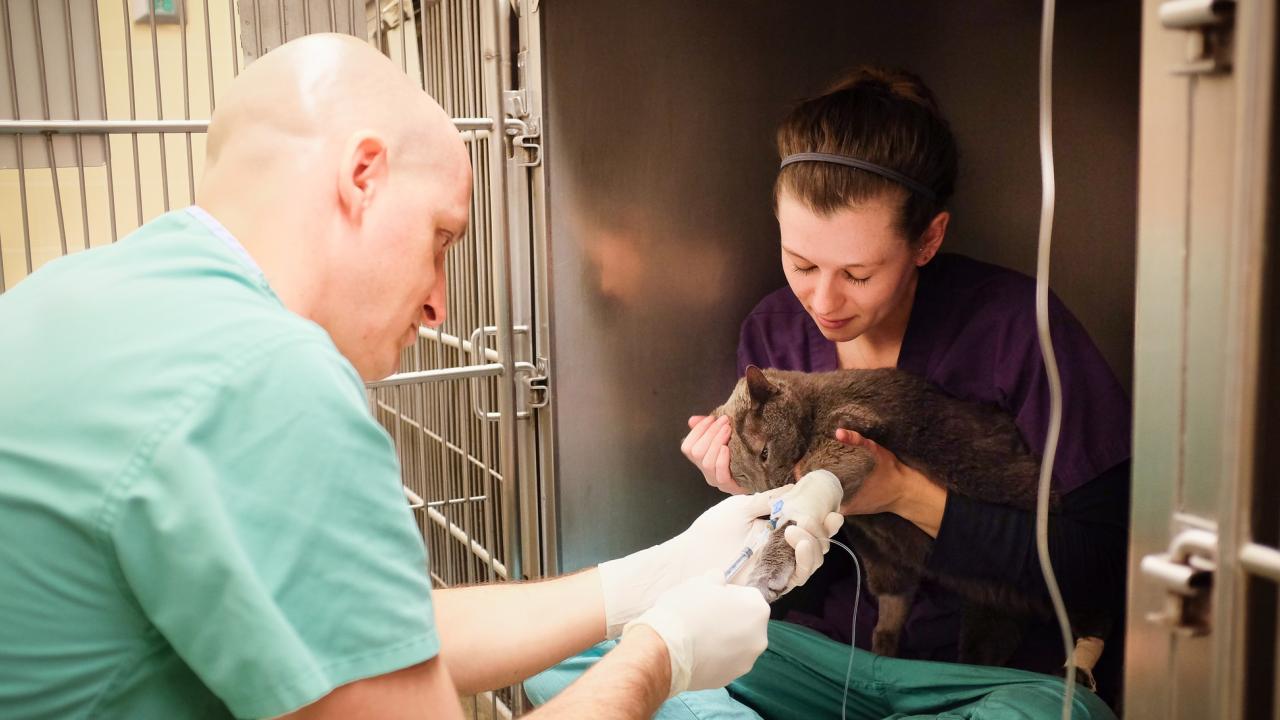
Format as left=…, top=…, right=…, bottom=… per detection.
left=779, top=152, right=937, bottom=202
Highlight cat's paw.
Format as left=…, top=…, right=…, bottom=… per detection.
left=741, top=529, right=796, bottom=603
left=872, top=629, right=901, bottom=657
left=1057, top=665, right=1098, bottom=693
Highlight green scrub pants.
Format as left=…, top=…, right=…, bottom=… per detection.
left=524, top=621, right=1117, bottom=720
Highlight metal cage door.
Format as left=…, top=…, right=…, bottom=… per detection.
left=363, top=0, right=551, bottom=715
left=1126, top=0, right=1279, bottom=717
left=364, top=0, right=549, bottom=590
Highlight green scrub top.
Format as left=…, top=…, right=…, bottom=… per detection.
left=0, top=208, right=440, bottom=718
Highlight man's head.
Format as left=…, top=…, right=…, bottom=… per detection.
left=198, top=34, right=471, bottom=380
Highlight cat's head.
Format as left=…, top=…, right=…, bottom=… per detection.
left=711, top=366, right=811, bottom=492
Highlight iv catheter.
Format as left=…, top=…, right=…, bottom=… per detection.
left=723, top=469, right=844, bottom=582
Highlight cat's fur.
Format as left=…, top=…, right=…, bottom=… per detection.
left=712, top=365, right=1109, bottom=670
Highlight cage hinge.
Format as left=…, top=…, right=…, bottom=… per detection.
left=503, top=88, right=541, bottom=167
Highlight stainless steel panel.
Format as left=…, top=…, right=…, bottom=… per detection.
left=540, top=0, right=1141, bottom=571
left=1181, top=73, right=1236, bottom=519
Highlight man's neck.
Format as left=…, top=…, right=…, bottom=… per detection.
left=196, top=192, right=324, bottom=322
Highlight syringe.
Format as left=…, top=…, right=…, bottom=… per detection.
left=723, top=525, right=775, bottom=582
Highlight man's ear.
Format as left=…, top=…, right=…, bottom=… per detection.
left=337, top=131, right=389, bottom=225
left=745, top=365, right=778, bottom=406
left=914, top=211, right=949, bottom=266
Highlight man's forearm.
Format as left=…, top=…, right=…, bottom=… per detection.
left=525, top=625, right=671, bottom=719
left=434, top=568, right=606, bottom=695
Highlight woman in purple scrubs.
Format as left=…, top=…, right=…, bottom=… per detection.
left=682, top=66, right=1131, bottom=714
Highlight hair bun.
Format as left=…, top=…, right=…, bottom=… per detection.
left=774, top=64, right=957, bottom=244
left=822, top=65, right=942, bottom=116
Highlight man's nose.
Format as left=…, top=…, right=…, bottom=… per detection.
left=422, top=276, right=448, bottom=329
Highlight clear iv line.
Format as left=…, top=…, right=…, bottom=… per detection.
left=829, top=537, right=861, bottom=720
left=1034, top=0, right=1078, bottom=717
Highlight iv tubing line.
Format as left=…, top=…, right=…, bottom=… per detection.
left=1033, top=0, right=1078, bottom=717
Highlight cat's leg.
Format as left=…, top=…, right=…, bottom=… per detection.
left=871, top=591, right=913, bottom=657
left=741, top=526, right=796, bottom=603
left=795, top=437, right=875, bottom=505
left=957, top=602, right=1027, bottom=667
left=859, top=547, right=920, bottom=658
left=849, top=515, right=931, bottom=658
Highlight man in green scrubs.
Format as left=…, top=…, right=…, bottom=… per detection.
left=0, top=34, right=842, bottom=719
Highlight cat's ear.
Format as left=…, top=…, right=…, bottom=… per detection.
left=745, top=365, right=778, bottom=406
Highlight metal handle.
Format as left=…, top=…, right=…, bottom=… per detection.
left=469, top=326, right=503, bottom=422
left=1159, top=0, right=1235, bottom=29
left=468, top=325, right=541, bottom=422
left=1240, top=542, right=1280, bottom=582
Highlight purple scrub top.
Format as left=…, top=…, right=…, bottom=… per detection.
left=736, top=252, right=1131, bottom=667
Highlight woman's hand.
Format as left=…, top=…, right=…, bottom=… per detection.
left=681, top=415, right=745, bottom=495
left=833, top=428, right=947, bottom=537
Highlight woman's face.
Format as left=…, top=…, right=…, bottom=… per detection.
left=776, top=189, right=923, bottom=343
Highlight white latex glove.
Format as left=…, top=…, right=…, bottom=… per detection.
left=598, top=488, right=844, bottom=638
left=623, top=572, right=769, bottom=696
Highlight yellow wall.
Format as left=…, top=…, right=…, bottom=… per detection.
left=0, top=0, right=423, bottom=292
left=0, top=0, right=242, bottom=290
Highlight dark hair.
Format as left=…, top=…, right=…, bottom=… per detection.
left=774, top=66, right=958, bottom=243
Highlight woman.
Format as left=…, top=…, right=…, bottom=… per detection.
left=681, top=66, right=1130, bottom=718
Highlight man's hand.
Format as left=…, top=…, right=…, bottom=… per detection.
left=625, top=573, right=769, bottom=696
left=681, top=415, right=745, bottom=494
left=598, top=489, right=841, bottom=638
left=833, top=428, right=947, bottom=537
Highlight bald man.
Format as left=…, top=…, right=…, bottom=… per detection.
left=0, top=34, right=842, bottom=719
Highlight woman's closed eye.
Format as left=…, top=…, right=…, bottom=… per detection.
left=792, top=264, right=870, bottom=285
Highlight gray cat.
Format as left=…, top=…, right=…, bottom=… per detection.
left=712, top=365, right=1108, bottom=673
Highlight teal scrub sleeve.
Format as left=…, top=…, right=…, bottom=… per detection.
left=104, top=336, right=439, bottom=719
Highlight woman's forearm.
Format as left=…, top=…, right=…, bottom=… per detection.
left=433, top=568, right=606, bottom=695
left=890, top=468, right=948, bottom=537
left=925, top=463, right=1131, bottom=612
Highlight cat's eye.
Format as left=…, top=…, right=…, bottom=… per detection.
left=759, top=446, right=769, bottom=462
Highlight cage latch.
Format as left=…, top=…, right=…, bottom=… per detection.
left=1159, top=0, right=1236, bottom=75
left=503, top=89, right=541, bottom=167
left=1139, top=528, right=1217, bottom=636
left=519, top=357, right=550, bottom=411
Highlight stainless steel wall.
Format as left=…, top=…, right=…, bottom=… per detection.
left=540, top=1, right=1141, bottom=571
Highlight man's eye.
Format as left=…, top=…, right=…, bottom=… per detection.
left=759, top=446, right=769, bottom=462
